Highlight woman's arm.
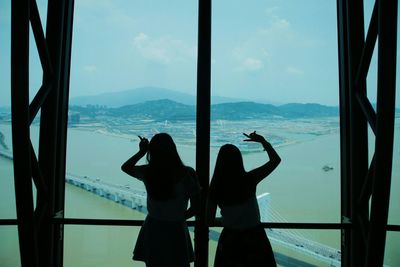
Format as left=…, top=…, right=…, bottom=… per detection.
left=185, top=167, right=201, bottom=219
left=244, top=131, right=281, bottom=184
left=121, top=136, right=149, bottom=179
left=206, top=196, right=223, bottom=226
left=205, top=195, right=218, bottom=225
left=185, top=193, right=200, bottom=219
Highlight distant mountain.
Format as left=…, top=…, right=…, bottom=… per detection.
left=70, top=99, right=339, bottom=121
left=212, top=102, right=280, bottom=120
left=70, top=87, right=245, bottom=107
left=108, top=99, right=196, bottom=120
left=278, top=103, right=338, bottom=118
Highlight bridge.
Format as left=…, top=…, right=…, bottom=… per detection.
left=65, top=173, right=340, bottom=267
left=65, top=173, right=148, bottom=213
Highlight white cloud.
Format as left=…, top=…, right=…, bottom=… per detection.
left=241, top=58, right=264, bottom=71
left=231, top=41, right=266, bottom=72
left=258, top=17, right=292, bottom=38
left=83, top=65, right=97, bottom=73
left=132, top=32, right=196, bottom=65
left=286, top=66, right=304, bottom=75
left=265, top=6, right=280, bottom=17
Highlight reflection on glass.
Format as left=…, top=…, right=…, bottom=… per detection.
left=0, top=226, right=21, bottom=267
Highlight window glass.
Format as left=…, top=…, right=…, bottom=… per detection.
left=384, top=231, right=400, bottom=266
left=209, top=227, right=341, bottom=267
left=388, top=0, right=400, bottom=227
left=211, top=0, right=340, bottom=219
left=66, top=0, right=198, bottom=218
left=211, top=1, right=340, bottom=264
left=64, top=225, right=196, bottom=267
left=0, top=226, right=21, bottom=267
left=64, top=225, right=145, bottom=267
left=0, top=0, right=15, bottom=220
left=0, top=0, right=47, bottom=218
left=0, top=131, right=16, bottom=219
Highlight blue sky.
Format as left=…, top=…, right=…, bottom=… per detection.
left=0, top=0, right=399, bottom=106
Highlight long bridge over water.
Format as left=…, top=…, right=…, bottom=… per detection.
left=1, top=149, right=340, bottom=267
left=65, top=172, right=341, bottom=267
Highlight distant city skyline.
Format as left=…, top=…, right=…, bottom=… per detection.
left=1, top=0, right=399, bottom=107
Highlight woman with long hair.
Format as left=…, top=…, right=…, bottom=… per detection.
left=207, top=131, right=281, bottom=267
left=122, top=133, right=200, bottom=267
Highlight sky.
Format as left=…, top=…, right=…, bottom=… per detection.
left=0, top=0, right=399, bottom=106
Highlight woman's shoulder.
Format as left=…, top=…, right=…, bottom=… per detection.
left=184, top=166, right=196, bottom=177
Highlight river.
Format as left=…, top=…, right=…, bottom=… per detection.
left=0, top=121, right=399, bottom=266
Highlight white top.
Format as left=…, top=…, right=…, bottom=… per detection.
left=220, top=196, right=261, bottom=229
left=145, top=171, right=199, bottom=222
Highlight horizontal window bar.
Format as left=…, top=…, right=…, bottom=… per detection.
left=2, top=218, right=399, bottom=232
left=0, top=219, right=18, bottom=225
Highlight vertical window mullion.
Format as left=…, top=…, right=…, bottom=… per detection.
left=195, top=0, right=212, bottom=266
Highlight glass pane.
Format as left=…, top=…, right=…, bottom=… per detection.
left=66, top=0, right=198, bottom=218
left=0, top=226, right=21, bottom=267
left=0, top=1, right=15, bottom=220
left=209, top=228, right=341, bottom=267
left=389, top=121, right=400, bottom=225
left=65, top=182, right=146, bottom=219
left=64, top=225, right=195, bottom=267
left=386, top=5, right=400, bottom=266
left=384, top=231, right=400, bottom=266
left=388, top=2, right=400, bottom=226
left=64, top=225, right=144, bottom=267
left=0, top=150, right=16, bottom=219
left=0, top=1, right=11, bottom=108
left=0, top=0, right=45, bottom=217
left=211, top=1, right=340, bottom=223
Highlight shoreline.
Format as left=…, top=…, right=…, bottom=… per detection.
left=64, top=118, right=341, bottom=152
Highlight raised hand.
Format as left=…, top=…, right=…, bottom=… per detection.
left=138, top=135, right=149, bottom=153
left=243, top=131, right=267, bottom=143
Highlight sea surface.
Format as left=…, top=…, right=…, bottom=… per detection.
left=1, top=121, right=399, bottom=266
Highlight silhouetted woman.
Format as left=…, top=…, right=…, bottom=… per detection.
left=121, top=133, right=200, bottom=267
left=207, top=131, right=281, bottom=267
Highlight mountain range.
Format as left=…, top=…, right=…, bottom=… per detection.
left=70, top=99, right=339, bottom=121
left=70, top=86, right=247, bottom=107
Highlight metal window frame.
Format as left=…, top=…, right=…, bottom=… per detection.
left=10, top=0, right=75, bottom=266
left=337, top=0, right=398, bottom=266
left=7, top=0, right=398, bottom=267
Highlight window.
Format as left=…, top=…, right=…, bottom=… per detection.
left=3, top=0, right=400, bottom=266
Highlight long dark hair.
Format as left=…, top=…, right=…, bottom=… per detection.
left=209, top=144, right=254, bottom=205
left=145, top=133, right=186, bottom=200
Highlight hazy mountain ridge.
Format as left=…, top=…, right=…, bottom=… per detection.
left=70, top=99, right=339, bottom=121
left=109, top=99, right=195, bottom=120
left=70, top=87, right=245, bottom=107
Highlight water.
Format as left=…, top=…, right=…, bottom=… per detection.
left=1, top=121, right=399, bottom=266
